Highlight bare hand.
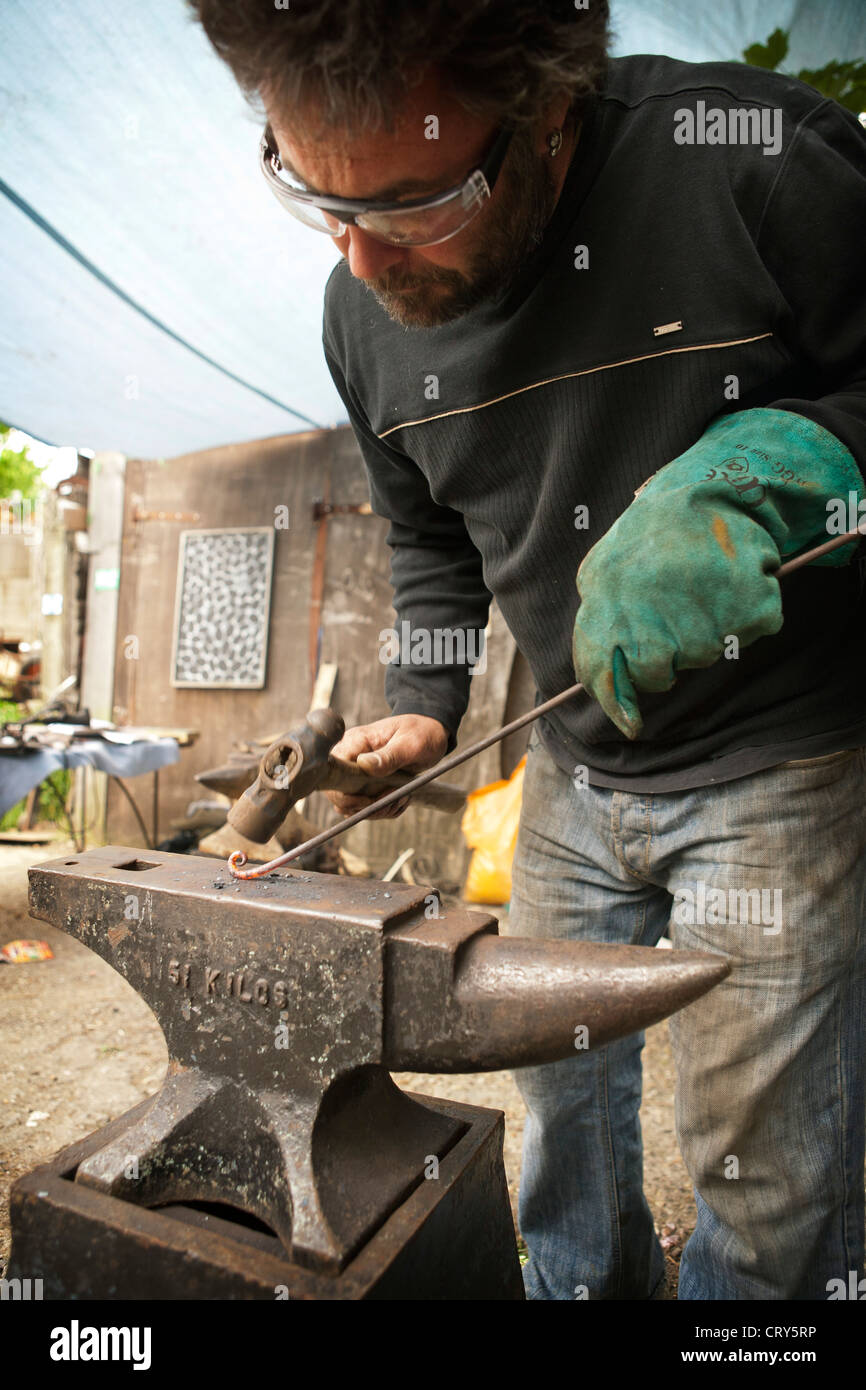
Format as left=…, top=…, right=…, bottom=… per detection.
left=326, top=714, right=449, bottom=820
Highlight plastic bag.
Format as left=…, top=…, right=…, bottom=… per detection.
left=461, top=756, right=526, bottom=904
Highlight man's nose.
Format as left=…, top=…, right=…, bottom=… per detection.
left=338, top=225, right=407, bottom=281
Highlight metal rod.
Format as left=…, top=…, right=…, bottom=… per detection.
left=773, top=526, right=861, bottom=576
left=229, top=525, right=863, bottom=879
left=228, top=679, right=584, bottom=878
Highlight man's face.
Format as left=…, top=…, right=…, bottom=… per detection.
left=265, top=71, right=561, bottom=327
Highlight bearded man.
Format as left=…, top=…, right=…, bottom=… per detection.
left=191, top=0, right=866, bottom=1301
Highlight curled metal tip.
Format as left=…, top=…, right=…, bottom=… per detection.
left=227, top=850, right=255, bottom=879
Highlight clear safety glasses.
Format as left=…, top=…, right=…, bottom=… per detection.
left=259, top=124, right=514, bottom=247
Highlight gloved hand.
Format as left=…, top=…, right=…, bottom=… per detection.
left=572, top=408, right=864, bottom=738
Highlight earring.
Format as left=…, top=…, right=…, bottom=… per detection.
left=547, top=128, right=563, bottom=157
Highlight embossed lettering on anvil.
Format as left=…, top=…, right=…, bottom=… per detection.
left=166, top=958, right=289, bottom=1008
left=167, top=959, right=191, bottom=989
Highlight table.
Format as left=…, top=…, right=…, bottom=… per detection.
left=0, top=737, right=180, bottom=846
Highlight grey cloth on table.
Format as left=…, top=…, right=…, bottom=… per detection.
left=0, top=738, right=179, bottom=818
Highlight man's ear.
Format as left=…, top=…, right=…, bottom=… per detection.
left=537, top=97, right=579, bottom=158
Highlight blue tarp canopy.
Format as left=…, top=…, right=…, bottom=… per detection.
left=2, top=0, right=864, bottom=456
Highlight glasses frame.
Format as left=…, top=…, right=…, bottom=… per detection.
left=259, top=123, right=515, bottom=246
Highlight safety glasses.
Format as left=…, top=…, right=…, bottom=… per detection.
left=259, top=124, right=514, bottom=247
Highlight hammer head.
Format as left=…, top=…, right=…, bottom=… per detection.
left=227, top=707, right=344, bottom=844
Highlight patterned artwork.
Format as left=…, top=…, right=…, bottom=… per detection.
left=171, top=528, right=274, bottom=688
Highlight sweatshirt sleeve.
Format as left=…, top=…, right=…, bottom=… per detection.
left=758, top=97, right=866, bottom=474
left=323, top=341, right=493, bottom=749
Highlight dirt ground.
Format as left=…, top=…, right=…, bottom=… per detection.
left=0, top=839, right=692, bottom=1296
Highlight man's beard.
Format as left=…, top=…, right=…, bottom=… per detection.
left=365, top=129, right=560, bottom=328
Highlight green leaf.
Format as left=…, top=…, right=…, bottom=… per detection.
left=743, top=27, right=789, bottom=71
left=0, top=421, right=45, bottom=500
left=796, top=60, right=866, bottom=113
left=740, top=30, right=866, bottom=115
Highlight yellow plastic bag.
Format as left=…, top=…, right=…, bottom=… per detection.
left=461, top=756, right=526, bottom=904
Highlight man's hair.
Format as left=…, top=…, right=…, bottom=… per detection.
left=188, top=0, right=610, bottom=133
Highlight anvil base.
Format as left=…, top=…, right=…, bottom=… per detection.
left=8, top=1092, right=524, bottom=1301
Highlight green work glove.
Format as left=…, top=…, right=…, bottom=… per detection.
left=572, top=407, right=864, bottom=739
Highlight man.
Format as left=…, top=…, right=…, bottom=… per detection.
left=191, top=1, right=866, bottom=1299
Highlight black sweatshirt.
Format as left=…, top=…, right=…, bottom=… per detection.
left=323, top=55, right=866, bottom=790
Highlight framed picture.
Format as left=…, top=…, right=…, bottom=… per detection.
left=170, top=527, right=275, bottom=689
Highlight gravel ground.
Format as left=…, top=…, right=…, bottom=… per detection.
left=0, top=840, right=692, bottom=1296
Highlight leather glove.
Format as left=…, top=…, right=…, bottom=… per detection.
left=572, top=407, right=864, bottom=738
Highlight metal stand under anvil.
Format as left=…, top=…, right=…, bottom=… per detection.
left=8, top=846, right=727, bottom=1299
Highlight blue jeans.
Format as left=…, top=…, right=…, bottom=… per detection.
left=506, top=729, right=866, bottom=1300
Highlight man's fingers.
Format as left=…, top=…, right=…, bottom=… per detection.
left=574, top=627, right=644, bottom=739
left=369, top=795, right=410, bottom=820
left=355, top=749, right=386, bottom=772
left=603, top=648, right=643, bottom=738
left=356, top=734, right=430, bottom=776
left=326, top=790, right=410, bottom=819
left=327, top=791, right=373, bottom=815
left=331, top=723, right=392, bottom=763
left=326, top=717, right=447, bottom=809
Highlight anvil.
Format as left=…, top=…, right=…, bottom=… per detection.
left=13, top=846, right=728, bottom=1297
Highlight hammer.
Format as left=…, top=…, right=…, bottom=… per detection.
left=224, top=708, right=466, bottom=845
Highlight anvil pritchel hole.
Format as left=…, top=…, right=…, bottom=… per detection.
left=112, top=858, right=161, bottom=872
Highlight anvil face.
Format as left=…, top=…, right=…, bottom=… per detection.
left=31, top=847, right=412, bottom=1086
left=27, top=846, right=728, bottom=1274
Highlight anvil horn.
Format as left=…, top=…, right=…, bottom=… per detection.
left=384, top=932, right=730, bottom=1072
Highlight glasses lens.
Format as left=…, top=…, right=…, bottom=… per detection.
left=357, top=174, right=491, bottom=247
left=266, top=181, right=346, bottom=236
left=261, top=130, right=494, bottom=247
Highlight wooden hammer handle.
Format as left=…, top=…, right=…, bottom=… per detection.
left=324, top=756, right=466, bottom=813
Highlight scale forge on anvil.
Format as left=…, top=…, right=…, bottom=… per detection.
left=7, top=843, right=729, bottom=1300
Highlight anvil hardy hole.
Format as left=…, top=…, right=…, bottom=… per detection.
left=113, top=858, right=160, bottom=872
